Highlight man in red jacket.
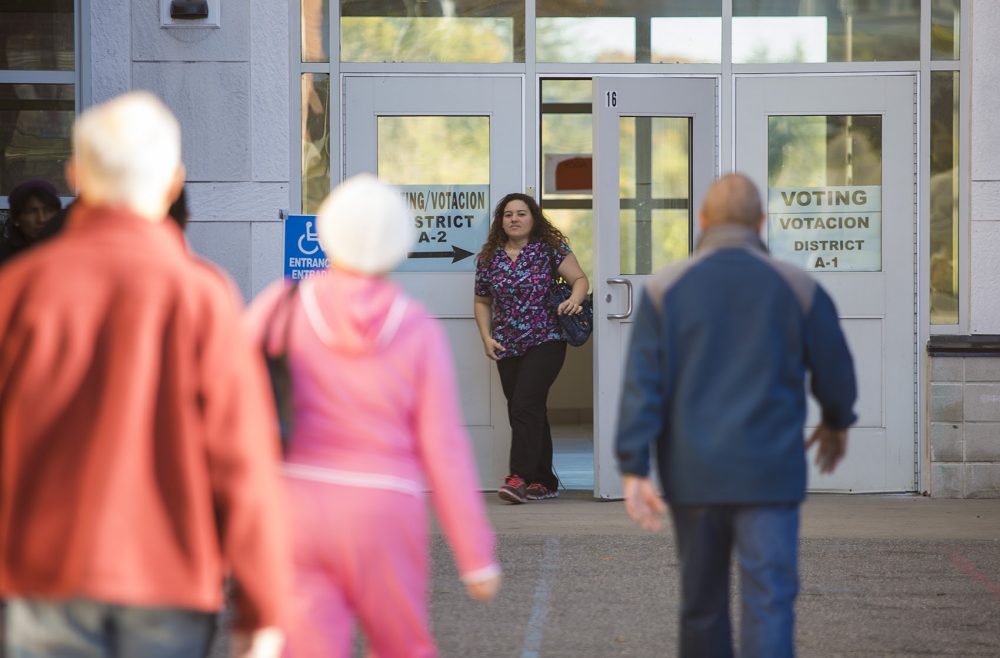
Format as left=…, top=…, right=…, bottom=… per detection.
left=0, top=92, right=290, bottom=657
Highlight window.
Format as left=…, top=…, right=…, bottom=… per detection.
left=301, top=73, right=330, bottom=214
left=732, top=0, right=920, bottom=63
left=931, top=0, right=960, bottom=61
left=540, top=79, right=593, bottom=280
left=930, top=71, right=959, bottom=324
left=536, top=0, right=721, bottom=64
left=0, top=0, right=76, bottom=198
left=339, top=0, right=524, bottom=63
left=618, top=115, right=691, bottom=274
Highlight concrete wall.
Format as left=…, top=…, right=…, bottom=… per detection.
left=924, top=4, right=1000, bottom=499
left=929, top=356, right=1000, bottom=497
left=970, top=3, right=1000, bottom=332
left=88, top=0, right=289, bottom=301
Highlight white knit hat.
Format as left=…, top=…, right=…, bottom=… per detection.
left=315, top=174, right=415, bottom=275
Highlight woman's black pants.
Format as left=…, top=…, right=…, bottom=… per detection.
left=496, top=340, right=566, bottom=489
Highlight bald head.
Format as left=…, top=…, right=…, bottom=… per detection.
left=700, top=173, right=764, bottom=230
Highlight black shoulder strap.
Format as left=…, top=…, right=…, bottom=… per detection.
left=264, top=280, right=300, bottom=356
left=549, top=244, right=563, bottom=282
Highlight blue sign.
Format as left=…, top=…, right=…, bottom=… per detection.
left=283, top=214, right=328, bottom=280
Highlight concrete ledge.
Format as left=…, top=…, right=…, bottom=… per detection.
left=927, top=335, right=1000, bottom=355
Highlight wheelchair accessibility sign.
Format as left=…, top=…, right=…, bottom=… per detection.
left=283, top=214, right=329, bottom=279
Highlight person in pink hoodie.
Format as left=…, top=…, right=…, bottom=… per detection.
left=244, top=174, right=501, bottom=658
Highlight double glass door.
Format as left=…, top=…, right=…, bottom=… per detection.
left=591, top=74, right=917, bottom=497
left=341, top=73, right=917, bottom=498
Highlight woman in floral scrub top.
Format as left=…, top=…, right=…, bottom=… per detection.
left=474, top=193, right=589, bottom=504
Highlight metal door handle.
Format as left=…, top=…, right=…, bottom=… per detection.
left=606, top=278, right=633, bottom=319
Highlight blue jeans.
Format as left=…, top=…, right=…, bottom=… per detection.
left=4, top=599, right=215, bottom=658
left=670, top=504, right=800, bottom=658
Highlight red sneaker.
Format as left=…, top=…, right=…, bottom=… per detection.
left=526, top=483, right=559, bottom=500
left=498, top=474, right=527, bottom=504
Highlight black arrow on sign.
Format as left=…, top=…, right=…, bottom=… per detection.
left=408, top=245, right=475, bottom=263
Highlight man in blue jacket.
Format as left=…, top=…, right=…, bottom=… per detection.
left=616, top=173, right=857, bottom=658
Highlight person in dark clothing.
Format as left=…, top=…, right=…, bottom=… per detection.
left=473, top=193, right=589, bottom=504
left=167, top=185, right=189, bottom=230
left=0, top=179, right=62, bottom=264
left=616, top=173, right=857, bottom=658
left=32, top=186, right=187, bottom=245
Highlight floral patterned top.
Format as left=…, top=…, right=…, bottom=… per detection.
left=475, top=240, right=568, bottom=359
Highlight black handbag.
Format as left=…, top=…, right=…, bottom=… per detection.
left=262, top=281, right=299, bottom=453
left=548, top=248, right=593, bottom=347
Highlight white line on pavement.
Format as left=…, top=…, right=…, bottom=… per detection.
left=521, top=538, right=561, bottom=658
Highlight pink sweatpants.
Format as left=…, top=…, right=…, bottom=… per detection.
left=281, top=476, right=435, bottom=658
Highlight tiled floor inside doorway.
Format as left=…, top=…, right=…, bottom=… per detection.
left=552, top=424, right=594, bottom=491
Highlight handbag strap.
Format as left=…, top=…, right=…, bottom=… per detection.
left=264, top=280, right=300, bottom=356
left=548, top=244, right=564, bottom=283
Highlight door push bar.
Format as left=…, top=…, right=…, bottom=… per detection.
left=606, top=278, right=633, bottom=319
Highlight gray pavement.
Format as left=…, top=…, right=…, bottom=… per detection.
left=206, top=493, right=999, bottom=657
left=426, top=493, right=1000, bottom=657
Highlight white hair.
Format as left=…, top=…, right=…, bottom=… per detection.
left=72, top=91, right=181, bottom=218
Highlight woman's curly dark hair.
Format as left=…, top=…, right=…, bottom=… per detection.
left=477, top=193, right=568, bottom=264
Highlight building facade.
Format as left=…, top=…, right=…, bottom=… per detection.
left=2, top=0, right=998, bottom=497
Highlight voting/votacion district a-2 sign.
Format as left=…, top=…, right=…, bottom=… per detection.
left=396, top=184, right=490, bottom=273
left=283, top=184, right=491, bottom=279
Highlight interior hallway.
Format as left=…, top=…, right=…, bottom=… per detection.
left=552, top=424, right=594, bottom=491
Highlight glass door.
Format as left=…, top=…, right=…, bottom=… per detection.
left=592, top=77, right=717, bottom=499
left=344, top=75, right=522, bottom=489
left=736, top=75, right=917, bottom=492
